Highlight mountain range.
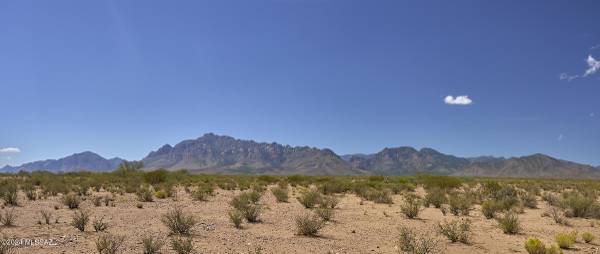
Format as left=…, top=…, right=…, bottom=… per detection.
left=3, top=133, right=600, bottom=178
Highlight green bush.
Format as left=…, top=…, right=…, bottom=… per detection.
left=561, top=192, right=594, bottom=218
left=136, top=185, right=154, bottom=202
left=192, top=183, right=214, bottom=201
left=0, top=182, right=19, bottom=206
left=555, top=231, right=577, bottom=249
left=62, top=193, right=81, bottom=209
left=142, top=235, right=164, bottom=254
left=524, top=238, right=545, bottom=254
left=365, top=189, right=393, bottom=204
left=448, top=193, right=471, bottom=216
left=481, top=199, right=503, bottom=219
left=228, top=210, right=243, bottom=229
left=521, top=192, right=538, bottom=209
left=170, top=237, right=194, bottom=254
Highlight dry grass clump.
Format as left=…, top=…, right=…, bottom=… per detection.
left=542, top=206, right=569, bottom=226
left=95, top=233, right=125, bottom=254
left=319, top=195, right=339, bottom=209
left=400, top=193, right=422, bottom=219
left=228, top=210, right=243, bottom=229
left=137, top=185, right=154, bottom=202
left=555, top=231, right=577, bottom=249
left=191, top=183, right=214, bottom=201
left=521, top=192, right=538, bottom=209
left=524, top=237, right=562, bottom=254
left=40, top=210, right=53, bottom=225
left=142, top=235, right=165, bottom=254
left=0, top=183, right=19, bottom=206
left=481, top=199, right=503, bottom=219
left=365, top=189, right=394, bottom=204
left=161, top=207, right=196, bottom=235
left=230, top=191, right=263, bottom=223
left=496, top=211, right=520, bottom=234
left=397, top=226, right=440, bottom=254
left=62, top=193, right=81, bottom=209
left=297, top=190, right=321, bottom=208
left=295, top=213, right=325, bottom=236
left=271, top=186, right=289, bottom=202
left=93, top=216, right=109, bottom=232
left=437, top=219, right=471, bottom=244
left=582, top=231, right=595, bottom=243
left=170, top=237, right=194, bottom=254
left=314, top=207, right=334, bottom=221
left=1, top=209, right=17, bottom=227
left=71, top=210, right=90, bottom=231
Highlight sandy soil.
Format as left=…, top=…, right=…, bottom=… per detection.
left=4, top=187, right=600, bottom=254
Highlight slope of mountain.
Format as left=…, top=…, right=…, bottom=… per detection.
left=1, top=151, right=123, bottom=172
left=142, top=133, right=363, bottom=175
left=455, top=154, right=600, bottom=179
left=347, top=147, right=471, bottom=175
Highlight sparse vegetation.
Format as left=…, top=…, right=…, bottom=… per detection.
left=400, top=193, right=422, bottom=219
left=95, top=233, right=125, bottom=254
left=93, top=216, right=109, bottom=232
left=295, top=214, right=324, bottom=236
left=555, top=231, right=577, bottom=249
left=297, top=190, right=321, bottom=208
left=397, top=226, right=440, bottom=254
left=228, top=209, right=243, bottom=229
left=437, top=219, right=471, bottom=244
left=1, top=209, right=17, bottom=227
left=271, top=186, right=289, bottom=202
left=71, top=210, right=91, bottom=231
left=162, top=207, right=196, bottom=235
left=497, top=211, right=520, bottom=234
left=582, top=231, right=595, bottom=243
left=142, top=235, right=165, bottom=254
left=40, top=210, right=52, bottom=224
left=314, top=207, right=334, bottom=221
left=62, top=192, right=81, bottom=209
left=170, top=237, right=194, bottom=254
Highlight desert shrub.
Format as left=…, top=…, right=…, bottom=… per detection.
left=23, top=184, right=37, bottom=201
left=448, top=193, right=471, bottom=216
left=366, top=189, right=393, bottom=204
left=271, top=187, right=289, bottom=202
left=62, top=193, right=81, bottom=209
left=171, top=237, right=194, bottom=254
left=544, top=245, right=562, bottom=254
left=71, top=210, right=90, bottom=231
left=92, top=196, right=103, bottom=207
left=93, top=216, right=109, bottom=232
left=497, top=212, right=520, bottom=234
left=555, top=231, right=577, bottom=249
left=40, top=210, right=52, bottom=224
left=1, top=209, right=17, bottom=227
left=542, top=192, right=561, bottom=207
left=318, top=180, right=349, bottom=194
left=154, top=190, right=168, bottom=199
left=241, top=203, right=261, bottom=223
left=136, top=185, right=154, bottom=202
left=524, top=238, right=545, bottom=254
left=545, top=207, right=569, bottom=226
left=192, top=184, right=214, bottom=201
left=142, top=235, right=165, bottom=254
left=314, top=207, right=334, bottom=221
left=481, top=199, right=503, bottom=219
left=297, top=190, right=321, bottom=208
left=437, top=219, right=471, bottom=244
left=95, top=233, right=125, bottom=254
left=230, top=192, right=262, bottom=222
left=104, top=195, right=114, bottom=206
left=0, top=183, right=19, bottom=206
left=397, top=226, right=440, bottom=254
left=319, top=195, right=339, bottom=209
left=424, top=188, right=447, bottom=208
left=143, top=169, right=168, bottom=185
left=521, top=192, right=538, bottom=209
left=295, top=214, right=324, bottom=236
left=161, top=207, right=196, bottom=235
left=561, top=192, right=594, bottom=218
left=582, top=232, right=595, bottom=243
left=228, top=210, right=243, bottom=229
left=400, top=193, right=422, bottom=219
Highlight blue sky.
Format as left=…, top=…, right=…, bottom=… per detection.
left=1, top=0, right=599, bottom=167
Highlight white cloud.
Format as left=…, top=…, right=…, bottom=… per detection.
left=559, top=73, right=579, bottom=81
left=591, top=112, right=596, bottom=118
left=444, top=95, right=473, bottom=105
left=0, top=147, right=20, bottom=153
left=584, top=55, right=600, bottom=77
left=557, top=134, right=564, bottom=141
left=592, top=44, right=600, bottom=50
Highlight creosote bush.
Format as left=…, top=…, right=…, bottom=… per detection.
left=142, top=235, right=165, bottom=254
left=1, top=209, right=17, bottom=227
left=481, top=199, right=502, bottom=219
left=400, top=193, right=422, bottom=219
left=137, top=185, right=154, bottom=202
left=437, top=219, right=471, bottom=244
left=192, top=184, right=214, bottom=201
left=497, top=211, right=520, bottom=234
left=62, top=193, right=81, bottom=209
left=295, top=214, right=324, bottom=236
left=95, top=233, right=125, bottom=254
left=314, top=207, right=334, bottom=221
left=448, top=192, right=471, bottom=216
left=397, top=226, right=440, bottom=254
left=297, top=190, right=321, bottom=208
left=71, top=210, right=91, bottom=232
left=424, top=188, right=447, bottom=208
left=319, top=195, right=339, bottom=209
left=93, top=216, right=109, bottom=232
left=365, top=189, right=393, bottom=204
left=228, top=210, right=243, bottom=229
left=162, top=207, right=196, bottom=235
left=170, top=237, right=194, bottom=254
left=271, top=186, right=289, bottom=202
left=0, top=183, right=19, bottom=206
